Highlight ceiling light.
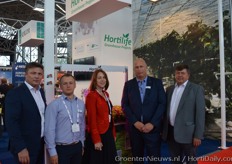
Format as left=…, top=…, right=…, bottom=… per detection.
left=149, top=0, right=159, bottom=2
left=33, top=0, right=44, bottom=12
left=34, top=7, right=44, bottom=12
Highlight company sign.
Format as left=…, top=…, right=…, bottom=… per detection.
left=66, top=0, right=99, bottom=21
left=18, top=20, right=44, bottom=47
left=70, top=0, right=99, bottom=14
left=66, top=0, right=131, bottom=22
left=12, top=62, right=26, bottom=87
left=104, top=33, right=132, bottom=50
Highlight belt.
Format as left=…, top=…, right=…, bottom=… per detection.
left=56, top=141, right=79, bottom=146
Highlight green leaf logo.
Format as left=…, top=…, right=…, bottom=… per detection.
left=123, top=33, right=129, bottom=38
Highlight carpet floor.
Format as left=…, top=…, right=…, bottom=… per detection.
left=1, top=132, right=232, bottom=164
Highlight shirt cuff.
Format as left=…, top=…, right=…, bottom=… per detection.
left=48, top=148, right=57, bottom=157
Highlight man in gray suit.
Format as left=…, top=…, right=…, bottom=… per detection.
left=162, top=64, right=205, bottom=164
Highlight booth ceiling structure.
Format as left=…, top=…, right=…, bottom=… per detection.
left=0, top=0, right=65, bottom=29
left=0, top=0, right=154, bottom=54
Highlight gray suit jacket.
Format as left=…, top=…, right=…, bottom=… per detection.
left=162, top=81, right=205, bottom=144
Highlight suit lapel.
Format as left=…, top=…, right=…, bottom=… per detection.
left=143, top=77, right=152, bottom=103
left=176, top=82, right=192, bottom=113
left=132, top=78, right=142, bottom=103
left=167, top=86, right=175, bottom=117
left=22, top=83, right=43, bottom=114
left=40, top=88, right=47, bottom=107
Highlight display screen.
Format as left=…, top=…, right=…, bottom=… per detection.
left=73, top=56, right=95, bottom=81
left=73, top=56, right=95, bottom=65
left=74, top=71, right=93, bottom=81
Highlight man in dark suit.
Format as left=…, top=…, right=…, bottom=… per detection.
left=121, top=58, right=166, bottom=163
left=5, top=62, right=46, bottom=164
left=162, top=64, right=205, bottom=164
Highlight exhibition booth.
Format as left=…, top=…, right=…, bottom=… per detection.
left=1, top=0, right=232, bottom=164
left=13, top=1, right=132, bottom=163
left=16, top=0, right=132, bottom=104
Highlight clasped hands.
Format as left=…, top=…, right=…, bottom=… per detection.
left=134, top=121, right=154, bottom=133
left=94, top=142, right=103, bottom=151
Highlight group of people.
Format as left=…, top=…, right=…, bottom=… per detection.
left=122, top=58, right=205, bottom=164
left=4, top=58, right=205, bottom=164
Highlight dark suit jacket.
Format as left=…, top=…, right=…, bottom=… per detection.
left=121, top=76, right=166, bottom=132
left=162, top=81, right=205, bottom=143
left=86, top=90, right=116, bottom=144
left=5, top=83, right=46, bottom=155
left=0, top=83, right=10, bottom=113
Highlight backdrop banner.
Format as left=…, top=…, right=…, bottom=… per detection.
left=12, top=62, right=26, bottom=87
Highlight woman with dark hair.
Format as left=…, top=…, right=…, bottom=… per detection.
left=84, top=69, right=118, bottom=164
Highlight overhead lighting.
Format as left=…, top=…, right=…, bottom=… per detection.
left=34, top=7, right=44, bottom=12
left=149, top=0, right=159, bottom=2
left=33, top=0, right=44, bottom=12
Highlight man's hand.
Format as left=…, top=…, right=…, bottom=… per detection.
left=193, top=138, right=201, bottom=147
left=50, top=155, right=58, bottom=164
left=134, top=121, right=144, bottom=132
left=142, top=123, right=154, bottom=133
left=18, top=148, right=30, bottom=164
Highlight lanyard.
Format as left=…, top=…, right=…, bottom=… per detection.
left=62, top=98, right=81, bottom=124
left=96, top=90, right=112, bottom=115
left=104, top=93, right=112, bottom=115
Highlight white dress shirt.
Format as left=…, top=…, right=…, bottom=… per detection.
left=169, top=80, right=188, bottom=126
left=25, top=81, right=45, bottom=137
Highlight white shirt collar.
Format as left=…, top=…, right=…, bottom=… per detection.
left=24, top=81, right=41, bottom=91
left=175, top=80, right=188, bottom=87
left=136, top=76, right=148, bottom=83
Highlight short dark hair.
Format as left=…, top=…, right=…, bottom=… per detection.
left=89, top=69, right=109, bottom=91
left=25, top=62, right=44, bottom=72
left=1, top=78, right=7, bottom=84
left=59, top=74, right=75, bottom=84
left=175, top=64, right=190, bottom=74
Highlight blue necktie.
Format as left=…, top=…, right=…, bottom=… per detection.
left=138, top=80, right=144, bottom=102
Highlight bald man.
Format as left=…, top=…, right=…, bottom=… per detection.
left=121, top=58, right=166, bottom=164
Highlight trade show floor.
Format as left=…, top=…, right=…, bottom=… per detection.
left=1, top=131, right=232, bottom=164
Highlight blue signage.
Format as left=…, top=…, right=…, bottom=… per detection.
left=12, top=62, right=26, bottom=87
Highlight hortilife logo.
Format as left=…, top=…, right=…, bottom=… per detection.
left=71, top=0, right=96, bottom=14
left=104, top=33, right=132, bottom=50
left=71, top=0, right=83, bottom=7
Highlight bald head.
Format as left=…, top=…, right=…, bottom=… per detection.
left=134, top=58, right=147, bottom=80
left=134, top=58, right=147, bottom=67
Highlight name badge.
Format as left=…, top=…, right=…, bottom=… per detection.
left=146, top=86, right=151, bottom=89
left=72, top=123, right=80, bottom=132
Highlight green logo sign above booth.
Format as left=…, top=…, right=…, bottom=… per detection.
left=18, top=20, right=44, bottom=47
left=70, top=0, right=99, bottom=14
left=36, top=22, right=44, bottom=39
left=66, top=0, right=130, bottom=22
